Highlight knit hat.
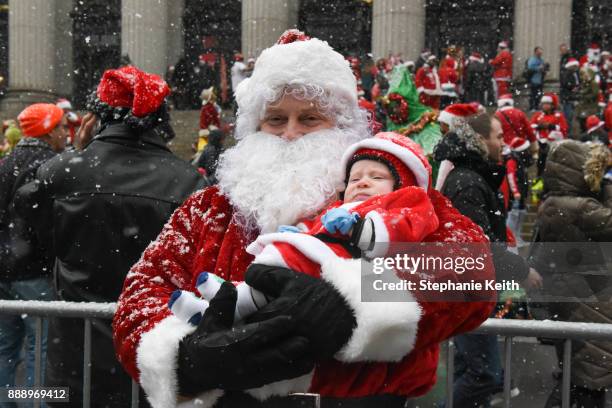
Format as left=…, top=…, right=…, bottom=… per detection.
left=564, top=58, right=579, bottom=69
left=497, top=93, right=514, bottom=107
left=86, top=65, right=171, bottom=133
left=438, top=103, right=479, bottom=127
left=341, top=132, right=431, bottom=191
left=509, top=137, right=530, bottom=152
left=17, top=103, right=64, bottom=137
left=585, top=115, right=604, bottom=134
left=234, top=29, right=357, bottom=139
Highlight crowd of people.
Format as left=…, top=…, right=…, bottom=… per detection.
left=0, top=29, right=611, bottom=408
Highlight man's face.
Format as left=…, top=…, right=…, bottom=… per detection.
left=344, top=160, right=395, bottom=203
left=542, top=102, right=553, bottom=113
left=484, top=118, right=504, bottom=163
left=560, top=44, right=568, bottom=55
left=535, top=48, right=543, bottom=57
left=260, top=94, right=334, bottom=140
left=49, top=116, right=68, bottom=152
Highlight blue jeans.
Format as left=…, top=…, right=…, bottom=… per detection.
left=0, top=278, right=55, bottom=408
left=562, top=101, right=574, bottom=135
left=449, top=333, right=504, bottom=407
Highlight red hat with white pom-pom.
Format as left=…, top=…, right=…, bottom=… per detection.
left=509, top=137, right=530, bottom=152
left=585, top=115, right=604, bottom=134
left=341, top=132, right=431, bottom=190
left=438, top=103, right=479, bottom=127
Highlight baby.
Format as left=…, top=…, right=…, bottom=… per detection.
left=169, top=132, right=440, bottom=324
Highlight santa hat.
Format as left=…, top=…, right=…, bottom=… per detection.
left=234, top=53, right=244, bottom=62
left=200, top=86, right=215, bottom=104
left=497, top=93, right=514, bottom=107
left=540, top=93, right=559, bottom=109
left=56, top=98, right=72, bottom=110
left=18, top=103, right=64, bottom=138
left=509, top=137, right=530, bottom=152
left=469, top=52, right=483, bottom=63
left=86, top=65, right=171, bottom=134
left=234, top=29, right=356, bottom=139
left=565, top=58, right=580, bottom=69
left=403, top=60, right=415, bottom=68
left=426, top=54, right=437, bottom=63
left=438, top=103, right=479, bottom=127
left=341, top=132, right=431, bottom=191
left=498, top=41, right=509, bottom=49
left=585, top=115, right=604, bottom=134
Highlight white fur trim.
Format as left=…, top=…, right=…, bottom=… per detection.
left=587, top=122, right=605, bottom=133
left=136, top=315, right=223, bottom=408
left=56, top=100, right=72, bottom=109
left=434, top=159, right=454, bottom=191
left=321, top=258, right=421, bottom=362
left=438, top=110, right=455, bottom=126
left=341, top=138, right=429, bottom=190
left=363, top=210, right=390, bottom=258
left=245, top=372, right=314, bottom=401
left=540, top=95, right=553, bottom=104
left=249, top=232, right=336, bottom=266
left=565, top=60, right=579, bottom=69
left=198, top=129, right=209, bottom=137
left=250, top=242, right=289, bottom=268
left=469, top=56, right=484, bottom=64
left=497, top=97, right=514, bottom=107
left=416, top=86, right=425, bottom=93
left=511, top=140, right=530, bottom=152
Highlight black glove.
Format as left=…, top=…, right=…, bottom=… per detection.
left=245, top=264, right=357, bottom=360
left=547, top=123, right=557, bottom=131
left=177, top=282, right=315, bottom=396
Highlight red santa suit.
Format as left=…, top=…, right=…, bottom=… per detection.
left=113, top=135, right=496, bottom=408
left=605, top=98, right=612, bottom=143
left=490, top=47, right=513, bottom=97
left=530, top=109, right=568, bottom=144
left=415, top=63, right=442, bottom=109
left=495, top=99, right=536, bottom=144
left=439, top=65, right=459, bottom=100
left=199, top=101, right=221, bottom=137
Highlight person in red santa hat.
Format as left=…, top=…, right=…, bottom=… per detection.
left=581, top=114, right=608, bottom=145
left=17, top=65, right=205, bottom=406
left=504, top=137, right=532, bottom=248
left=196, top=86, right=222, bottom=158
left=415, top=54, right=442, bottom=109
left=579, top=42, right=602, bottom=73
left=56, top=98, right=81, bottom=146
left=530, top=92, right=569, bottom=177
left=113, top=30, right=495, bottom=408
left=490, top=41, right=513, bottom=101
left=495, top=93, right=537, bottom=146
left=435, top=103, right=479, bottom=191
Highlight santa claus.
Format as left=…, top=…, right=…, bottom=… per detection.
left=113, top=30, right=494, bottom=408
left=415, top=55, right=442, bottom=109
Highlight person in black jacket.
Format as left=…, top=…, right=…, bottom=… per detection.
left=15, top=66, right=207, bottom=407
left=434, top=113, right=543, bottom=407
left=0, top=103, right=67, bottom=396
left=560, top=58, right=581, bottom=134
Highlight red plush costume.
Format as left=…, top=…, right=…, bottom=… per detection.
left=113, top=134, right=496, bottom=408
left=495, top=97, right=536, bottom=144
left=415, top=63, right=442, bottom=109
left=490, top=45, right=513, bottom=97
left=530, top=94, right=569, bottom=144
left=199, top=102, right=220, bottom=136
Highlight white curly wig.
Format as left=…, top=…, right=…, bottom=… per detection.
left=234, top=36, right=367, bottom=139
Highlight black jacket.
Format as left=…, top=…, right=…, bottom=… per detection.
left=15, top=123, right=207, bottom=406
left=0, top=138, right=56, bottom=281
left=16, top=123, right=207, bottom=303
left=560, top=68, right=581, bottom=103
left=434, top=132, right=529, bottom=282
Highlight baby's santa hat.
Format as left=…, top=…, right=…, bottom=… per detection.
left=509, top=137, right=530, bottom=152
left=234, top=29, right=357, bottom=139
left=438, top=103, right=479, bottom=127
left=341, top=132, right=431, bottom=191
left=497, top=93, right=514, bottom=107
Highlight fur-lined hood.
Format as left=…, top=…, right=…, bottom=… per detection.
left=433, top=121, right=489, bottom=164
left=544, top=140, right=609, bottom=196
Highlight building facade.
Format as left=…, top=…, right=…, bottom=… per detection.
left=0, top=0, right=609, bottom=114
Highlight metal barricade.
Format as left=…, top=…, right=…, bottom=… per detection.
left=2, top=299, right=612, bottom=408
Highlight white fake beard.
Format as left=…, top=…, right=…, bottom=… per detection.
left=217, top=128, right=365, bottom=234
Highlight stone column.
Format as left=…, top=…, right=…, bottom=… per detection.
left=241, top=0, right=298, bottom=58
left=0, top=0, right=57, bottom=114
left=121, top=0, right=168, bottom=75
left=513, top=0, right=572, bottom=82
left=372, top=0, right=425, bottom=62
left=166, top=0, right=184, bottom=67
